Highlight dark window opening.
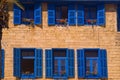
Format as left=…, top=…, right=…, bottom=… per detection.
left=85, top=49, right=98, bottom=77
left=21, top=49, right=34, bottom=57
left=56, top=6, right=68, bottom=26
left=22, top=4, right=34, bottom=24
left=21, top=49, right=35, bottom=76
left=117, top=6, right=120, bottom=31
left=53, top=49, right=66, bottom=57
left=84, top=6, right=97, bottom=25
left=21, top=59, right=34, bottom=74
left=85, top=50, right=98, bottom=57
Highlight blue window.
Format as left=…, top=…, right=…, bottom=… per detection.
left=45, top=48, right=74, bottom=79
left=84, top=6, right=97, bottom=25
left=77, top=48, right=108, bottom=79
left=117, top=5, right=120, bottom=31
left=14, top=3, right=42, bottom=25
left=77, top=4, right=105, bottom=26
left=13, top=48, right=42, bottom=79
left=48, top=4, right=76, bottom=26
left=0, top=49, right=4, bottom=78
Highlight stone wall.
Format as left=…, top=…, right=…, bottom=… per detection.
left=1, top=3, right=120, bottom=80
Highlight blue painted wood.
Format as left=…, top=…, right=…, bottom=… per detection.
left=68, top=49, right=74, bottom=78
left=68, top=5, right=76, bottom=25
left=35, top=49, right=42, bottom=78
left=77, top=5, right=84, bottom=25
left=21, top=74, right=35, bottom=79
left=13, top=48, right=21, bottom=78
left=34, top=3, right=42, bottom=24
left=45, top=49, right=53, bottom=78
left=48, top=4, right=55, bottom=25
left=53, top=57, right=67, bottom=79
left=85, top=57, right=99, bottom=78
left=97, top=4, right=105, bottom=25
left=100, top=49, right=108, bottom=78
left=77, top=49, right=85, bottom=78
left=14, top=5, right=21, bottom=24
left=1, top=49, right=4, bottom=78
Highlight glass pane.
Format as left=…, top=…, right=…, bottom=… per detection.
left=60, top=59, right=66, bottom=76
left=92, top=60, right=98, bottom=75
left=21, top=59, right=34, bottom=74
left=54, top=60, right=59, bottom=75
left=86, top=60, right=90, bottom=75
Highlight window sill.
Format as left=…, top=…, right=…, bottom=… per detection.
left=21, top=74, right=35, bottom=79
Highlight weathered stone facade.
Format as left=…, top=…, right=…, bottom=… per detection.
left=1, top=3, right=120, bottom=80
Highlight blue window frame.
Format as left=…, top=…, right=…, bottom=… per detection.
left=77, top=4, right=105, bottom=26
left=48, top=4, right=76, bottom=26
left=0, top=49, right=4, bottom=78
left=77, top=48, right=108, bottom=79
left=14, top=3, right=42, bottom=25
left=13, top=48, right=42, bottom=79
left=45, top=48, right=74, bottom=79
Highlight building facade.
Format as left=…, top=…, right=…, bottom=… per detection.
left=0, top=0, right=120, bottom=80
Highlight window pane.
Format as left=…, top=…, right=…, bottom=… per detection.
left=60, top=59, right=66, bottom=76
left=21, top=59, right=34, bottom=74
left=92, top=60, right=98, bottom=75
left=54, top=60, right=59, bottom=75
left=86, top=60, right=90, bottom=75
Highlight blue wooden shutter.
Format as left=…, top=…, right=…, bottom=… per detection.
left=100, top=49, right=108, bottom=78
left=97, top=5, right=105, bottom=25
left=77, top=5, right=84, bottom=25
left=68, top=5, right=76, bottom=25
left=117, top=6, right=120, bottom=31
left=48, top=4, right=55, bottom=25
left=13, top=48, right=21, bottom=77
left=45, top=49, right=53, bottom=78
left=68, top=49, right=74, bottom=78
left=35, top=49, right=42, bottom=77
left=1, top=49, right=4, bottom=78
left=77, top=49, right=85, bottom=78
left=14, top=5, right=21, bottom=24
left=34, top=3, right=42, bottom=25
